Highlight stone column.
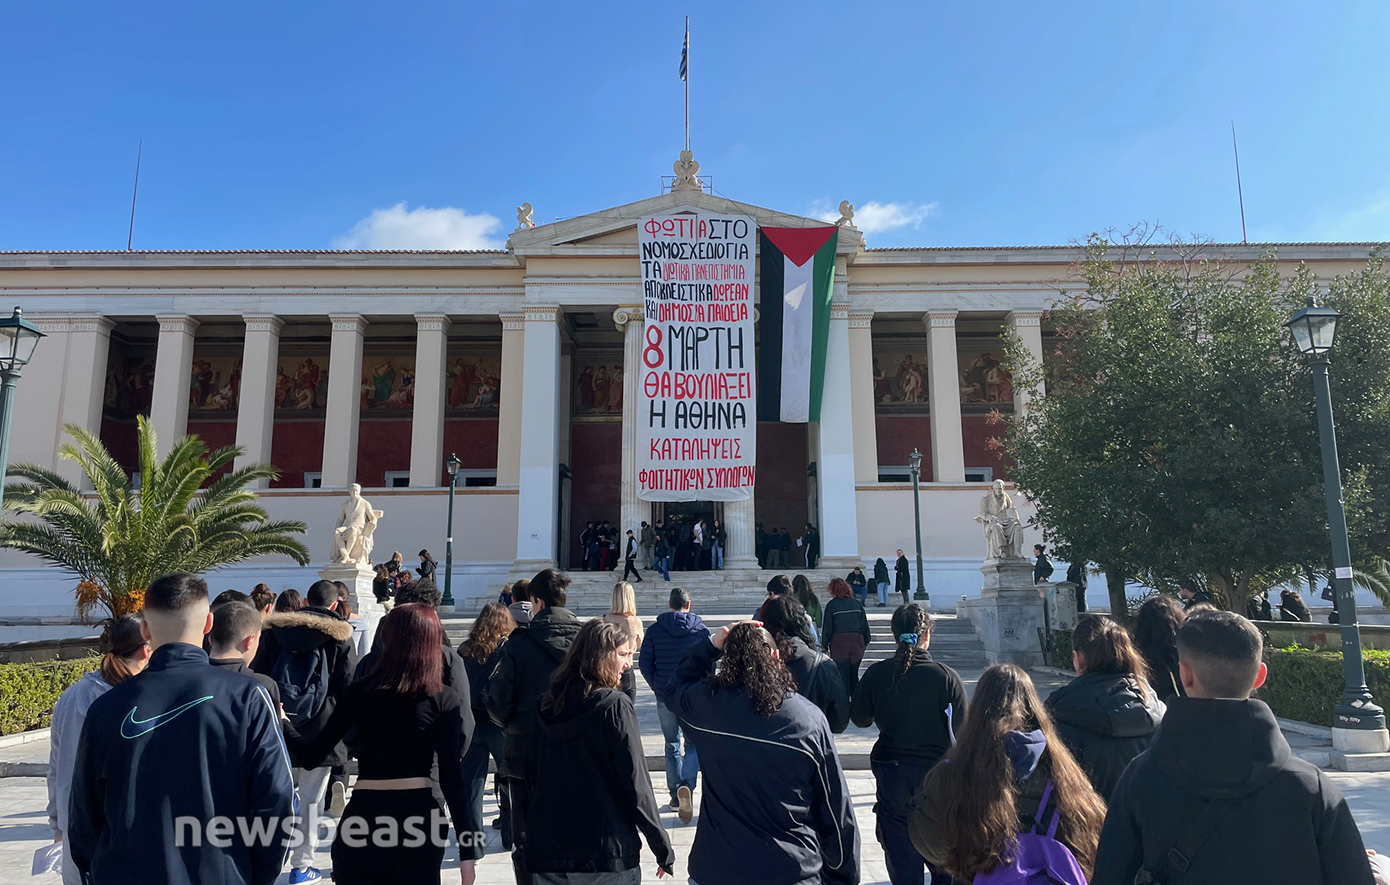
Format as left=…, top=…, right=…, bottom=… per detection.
left=409, top=314, right=451, bottom=487
left=513, top=305, right=562, bottom=572
left=234, top=315, right=282, bottom=485
left=150, top=315, right=199, bottom=456
left=723, top=498, right=759, bottom=570
left=61, top=316, right=116, bottom=486
left=495, top=313, right=525, bottom=486
left=924, top=310, right=965, bottom=482
left=614, top=306, right=644, bottom=547
left=1007, top=309, right=1045, bottom=418
left=321, top=315, right=366, bottom=489
left=815, top=296, right=862, bottom=570
left=847, top=310, right=878, bottom=483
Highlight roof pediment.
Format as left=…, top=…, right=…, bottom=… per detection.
left=507, top=189, right=863, bottom=258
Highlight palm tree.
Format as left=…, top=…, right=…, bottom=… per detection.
left=0, top=417, right=310, bottom=622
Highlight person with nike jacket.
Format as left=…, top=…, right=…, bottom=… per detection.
left=67, top=572, right=295, bottom=885
left=483, top=568, right=581, bottom=884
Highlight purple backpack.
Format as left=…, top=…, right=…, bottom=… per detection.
left=973, top=780, right=1088, bottom=885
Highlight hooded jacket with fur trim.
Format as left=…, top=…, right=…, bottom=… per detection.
left=252, top=607, right=358, bottom=768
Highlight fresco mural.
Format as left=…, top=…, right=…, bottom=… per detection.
left=103, top=351, right=156, bottom=417
left=870, top=346, right=1015, bottom=413
left=572, top=355, right=624, bottom=418
left=957, top=348, right=1013, bottom=406
left=445, top=353, right=502, bottom=413
left=360, top=356, right=416, bottom=411
left=872, top=351, right=929, bottom=411
left=275, top=355, right=329, bottom=412
left=189, top=355, right=242, bottom=412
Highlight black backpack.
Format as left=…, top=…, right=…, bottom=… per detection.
left=271, top=643, right=333, bottom=725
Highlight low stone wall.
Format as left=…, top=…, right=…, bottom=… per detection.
left=1262, top=621, right=1390, bottom=652
left=0, top=636, right=102, bottom=664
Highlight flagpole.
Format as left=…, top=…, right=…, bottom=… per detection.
left=684, top=16, right=690, bottom=152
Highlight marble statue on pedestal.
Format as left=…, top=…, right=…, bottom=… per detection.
left=975, top=479, right=1024, bottom=560
left=329, top=483, right=382, bottom=566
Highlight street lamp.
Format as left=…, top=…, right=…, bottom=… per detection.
left=0, top=308, right=45, bottom=514
left=908, top=447, right=928, bottom=602
left=442, top=453, right=462, bottom=610
left=1286, top=295, right=1388, bottom=750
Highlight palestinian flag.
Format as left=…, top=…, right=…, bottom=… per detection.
left=758, top=225, right=838, bottom=422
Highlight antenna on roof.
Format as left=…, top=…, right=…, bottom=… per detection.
left=1231, top=123, right=1248, bottom=245
left=126, top=138, right=142, bottom=251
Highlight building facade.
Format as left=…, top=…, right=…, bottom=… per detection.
left=0, top=186, right=1378, bottom=616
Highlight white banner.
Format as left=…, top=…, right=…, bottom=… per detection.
left=637, top=213, right=757, bottom=501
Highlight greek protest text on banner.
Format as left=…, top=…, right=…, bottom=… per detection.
left=637, top=213, right=757, bottom=501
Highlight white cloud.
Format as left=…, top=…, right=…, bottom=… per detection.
left=812, top=199, right=939, bottom=235
left=333, top=203, right=505, bottom=250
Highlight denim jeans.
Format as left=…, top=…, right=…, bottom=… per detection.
left=654, top=699, right=698, bottom=798
left=711, top=542, right=723, bottom=570
left=852, top=584, right=868, bottom=605
left=876, top=581, right=889, bottom=604
left=654, top=555, right=670, bottom=581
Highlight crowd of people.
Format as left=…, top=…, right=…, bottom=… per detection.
left=41, top=565, right=1387, bottom=885
left=578, top=517, right=729, bottom=579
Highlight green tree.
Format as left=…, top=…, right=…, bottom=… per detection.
left=0, top=416, right=310, bottom=621
left=1003, top=232, right=1390, bottom=617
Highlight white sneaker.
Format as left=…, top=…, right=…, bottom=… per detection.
left=329, top=780, right=347, bottom=816
left=677, top=785, right=693, bottom=824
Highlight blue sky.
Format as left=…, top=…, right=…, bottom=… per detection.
left=2, top=1, right=1387, bottom=251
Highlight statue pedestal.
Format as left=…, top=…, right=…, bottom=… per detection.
left=958, top=558, right=1047, bottom=668
left=319, top=562, right=385, bottom=647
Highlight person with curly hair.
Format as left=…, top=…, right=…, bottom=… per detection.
left=910, top=663, right=1107, bottom=882
left=458, top=602, right=517, bottom=851
left=1131, top=595, right=1186, bottom=703
left=666, top=622, right=860, bottom=885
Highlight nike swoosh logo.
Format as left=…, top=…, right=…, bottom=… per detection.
left=120, top=695, right=214, bottom=739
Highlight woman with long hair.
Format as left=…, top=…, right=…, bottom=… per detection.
left=602, top=582, right=644, bottom=703
left=274, top=587, right=304, bottom=613
left=851, top=604, right=966, bottom=885
left=48, top=616, right=151, bottom=885
left=820, top=577, right=871, bottom=696
left=458, top=602, right=516, bottom=851
left=1279, top=588, right=1312, bottom=622
left=1132, top=595, right=1186, bottom=702
left=759, top=594, right=850, bottom=732
left=792, top=574, right=822, bottom=628
left=1044, top=616, right=1164, bottom=799
left=523, top=619, right=674, bottom=882
left=911, top=664, right=1107, bottom=882
left=666, top=622, right=859, bottom=884
left=289, top=603, right=475, bottom=885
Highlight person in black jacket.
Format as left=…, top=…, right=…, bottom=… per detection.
left=1177, top=578, right=1213, bottom=609
left=458, top=602, right=517, bottom=851
left=851, top=603, right=965, bottom=885
left=253, top=579, right=359, bottom=883
left=846, top=566, right=868, bottom=605
left=1279, top=588, right=1312, bottom=622
left=821, top=578, right=872, bottom=696
left=761, top=594, right=851, bottom=732
left=638, top=586, right=711, bottom=821
left=1246, top=589, right=1273, bottom=621
left=1066, top=557, right=1089, bottom=612
left=68, top=572, right=294, bottom=885
left=417, top=548, right=438, bottom=582
left=525, top=619, right=675, bottom=881
left=873, top=557, right=891, bottom=607
left=894, top=549, right=911, bottom=604
left=1132, top=595, right=1186, bottom=703
left=1032, top=544, right=1054, bottom=584
left=484, top=569, right=582, bottom=884
left=289, top=603, right=475, bottom=885
left=1043, top=616, right=1163, bottom=800
left=667, top=622, right=860, bottom=885
left=1093, top=611, right=1375, bottom=884
left=208, top=600, right=283, bottom=710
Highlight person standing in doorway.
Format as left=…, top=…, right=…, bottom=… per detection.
left=622, top=530, right=643, bottom=583
left=711, top=519, right=725, bottom=570
left=640, top=520, right=657, bottom=569
left=692, top=518, right=706, bottom=571
left=579, top=522, right=595, bottom=571
left=677, top=517, right=693, bottom=572
left=804, top=523, right=820, bottom=569
left=894, top=549, right=912, bottom=604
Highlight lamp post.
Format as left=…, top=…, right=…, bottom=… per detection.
left=1286, top=296, right=1388, bottom=751
left=909, top=447, right=928, bottom=602
left=442, top=453, right=461, bottom=610
left=0, top=308, right=45, bottom=513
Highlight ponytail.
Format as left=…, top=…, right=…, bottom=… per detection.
left=891, top=603, right=933, bottom=686
left=99, top=614, right=147, bottom=687
left=1073, top=615, right=1151, bottom=698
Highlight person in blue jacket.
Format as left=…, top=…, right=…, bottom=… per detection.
left=637, top=585, right=710, bottom=823
left=68, top=572, right=295, bottom=885
left=667, top=621, right=860, bottom=885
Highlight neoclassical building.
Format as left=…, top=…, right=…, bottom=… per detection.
left=0, top=183, right=1379, bottom=616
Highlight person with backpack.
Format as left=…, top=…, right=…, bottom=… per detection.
left=910, top=663, right=1107, bottom=884
left=637, top=586, right=710, bottom=823
left=1044, top=616, right=1164, bottom=800
left=524, top=619, right=676, bottom=882
left=852, top=604, right=966, bottom=885
left=47, top=615, right=151, bottom=885
left=484, top=568, right=582, bottom=884
left=821, top=577, right=872, bottom=696
left=68, top=573, right=295, bottom=885
left=288, top=603, right=477, bottom=885
left=1092, top=611, right=1376, bottom=884
left=254, top=579, right=359, bottom=884
left=759, top=594, right=851, bottom=733
left=666, top=622, right=860, bottom=885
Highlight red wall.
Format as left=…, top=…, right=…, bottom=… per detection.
left=962, top=415, right=1009, bottom=476
left=269, top=419, right=326, bottom=489
left=875, top=416, right=934, bottom=481
left=356, top=418, right=413, bottom=487
left=100, top=417, right=140, bottom=476
left=568, top=422, right=622, bottom=567
left=186, top=418, right=238, bottom=481
left=754, top=421, right=809, bottom=542
left=443, top=418, right=500, bottom=476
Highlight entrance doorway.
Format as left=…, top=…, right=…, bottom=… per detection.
left=654, top=501, right=723, bottom=571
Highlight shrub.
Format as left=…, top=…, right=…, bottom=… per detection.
left=1043, top=628, right=1075, bottom=670
left=1260, top=647, right=1390, bottom=726
left=0, top=657, right=101, bottom=735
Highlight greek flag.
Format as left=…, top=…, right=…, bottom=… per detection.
left=679, top=28, right=688, bottom=81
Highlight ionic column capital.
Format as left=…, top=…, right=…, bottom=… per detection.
left=156, top=315, right=200, bottom=335
left=1006, top=309, right=1044, bottom=328
left=414, top=314, right=452, bottom=334
left=612, top=305, right=644, bottom=329
left=329, top=314, right=368, bottom=334
left=522, top=305, right=561, bottom=324
left=243, top=314, right=284, bottom=334
left=500, top=313, right=526, bottom=332
left=847, top=310, right=875, bottom=330
left=924, top=310, right=958, bottom=329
